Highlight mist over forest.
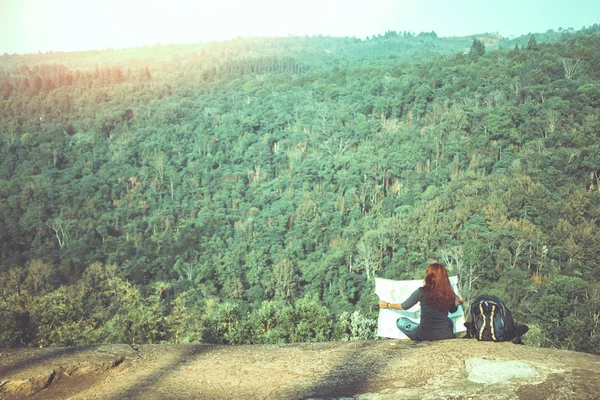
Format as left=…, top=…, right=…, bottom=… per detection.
left=1, top=25, right=599, bottom=354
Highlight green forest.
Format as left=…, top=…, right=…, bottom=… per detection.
left=1, top=26, right=599, bottom=354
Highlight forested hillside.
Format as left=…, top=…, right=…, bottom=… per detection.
left=1, top=27, right=599, bottom=353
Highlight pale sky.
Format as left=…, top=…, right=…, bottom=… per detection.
left=1, top=0, right=598, bottom=54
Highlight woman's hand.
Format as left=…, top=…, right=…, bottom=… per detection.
left=378, top=300, right=390, bottom=309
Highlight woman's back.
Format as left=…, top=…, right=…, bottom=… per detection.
left=401, top=288, right=457, bottom=341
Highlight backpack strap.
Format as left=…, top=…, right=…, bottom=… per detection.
left=477, top=301, right=498, bottom=341
left=490, top=304, right=497, bottom=341
left=478, top=303, right=486, bottom=340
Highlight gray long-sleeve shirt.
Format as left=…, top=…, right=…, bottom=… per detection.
left=401, top=289, right=458, bottom=341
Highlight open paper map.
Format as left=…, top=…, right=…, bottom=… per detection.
left=374, top=276, right=466, bottom=339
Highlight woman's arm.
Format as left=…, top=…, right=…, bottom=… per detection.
left=378, top=300, right=403, bottom=310
left=378, top=289, right=421, bottom=311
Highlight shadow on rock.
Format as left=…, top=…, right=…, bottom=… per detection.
left=107, top=345, right=216, bottom=400
left=296, top=340, right=413, bottom=399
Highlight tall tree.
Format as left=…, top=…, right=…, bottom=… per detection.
left=469, top=39, right=486, bottom=57
left=527, top=35, right=539, bottom=50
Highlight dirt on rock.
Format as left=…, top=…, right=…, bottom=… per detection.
left=1, top=340, right=599, bottom=399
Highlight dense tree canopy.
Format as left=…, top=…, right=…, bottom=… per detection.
left=1, top=27, right=599, bottom=353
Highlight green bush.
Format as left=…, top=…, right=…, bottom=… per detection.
left=333, top=310, right=377, bottom=341
left=201, top=300, right=249, bottom=344
left=283, top=295, right=333, bottom=343
left=104, top=280, right=170, bottom=345
left=247, top=300, right=288, bottom=344
left=29, top=287, right=102, bottom=347
left=0, top=300, right=23, bottom=346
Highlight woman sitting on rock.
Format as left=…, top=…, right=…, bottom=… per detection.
left=378, top=263, right=463, bottom=341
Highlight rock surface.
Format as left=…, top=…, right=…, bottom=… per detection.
left=1, top=340, right=599, bottom=399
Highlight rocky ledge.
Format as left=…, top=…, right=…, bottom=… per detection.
left=1, top=339, right=598, bottom=399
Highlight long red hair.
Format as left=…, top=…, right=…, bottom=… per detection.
left=420, top=263, right=456, bottom=311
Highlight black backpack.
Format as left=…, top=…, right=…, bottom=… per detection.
left=468, top=295, right=515, bottom=342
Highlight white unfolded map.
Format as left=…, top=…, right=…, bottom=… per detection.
left=374, top=276, right=466, bottom=339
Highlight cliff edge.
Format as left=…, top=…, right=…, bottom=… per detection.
left=1, top=339, right=599, bottom=399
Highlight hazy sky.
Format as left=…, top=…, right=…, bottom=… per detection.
left=1, top=0, right=598, bottom=54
